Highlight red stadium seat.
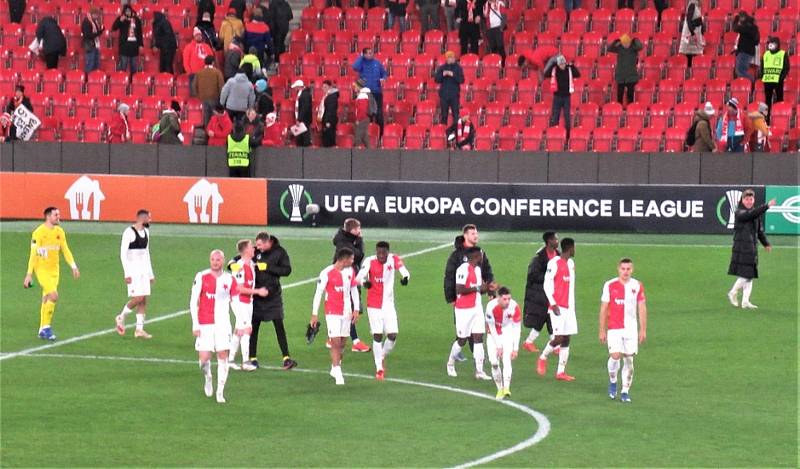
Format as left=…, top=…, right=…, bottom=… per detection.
left=331, top=31, right=354, bottom=55
left=390, top=53, right=412, bottom=78
left=460, top=54, right=479, bottom=82
left=691, top=55, right=714, bottom=80
left=497, top=126, right=519, bottom=151
left=615, top=8, right=635, bottom=34
left=672, top=103, right=697, bottom=130
left=665, top=55, right=687, bottom=81
left=413, top=53, right=436, bottom=79
left=545, top=126, right=566, bottom=152
left=301, top=7, right=321, bottom=31
left=481, top=54, right=503, bottom=81
left=659, top=8, right=682, bottom=35
left=322, top=7, right=343, bottom=31
left=93, top=96, right=117, bottom=120
left=60, top=117, right=82, bottom=142
left=601, top=102, right=623, bottom=128
left=680, top=78, right=703, bottom=104
left=769, top=102, right=793, bottom=131
left=567, top=126, right=590, bottom=151
left=41, top=69, right=63, bottom=95
left=73, top=94, right=94, bottom=117
left=641, top=56, right=663, bottom=81
left=311, top=30, right=331, bottom=54
left=344, top=8, right=366, bottom=31
left=153, top=73, right=175, bottom=97
left=625, top=103, right=647, bottom=130
left=423, top=29, right=445, bottom=55
left=366, top=8, right=386, bottom=32
left=513, top=31, right=535, bottom=52
left=650, top=32, right=674, bottom=58
left=705, top=78, right=728, bottom=106
left=575, top=102, right=598, bottom=129
left=51, top=95, right=72, bottom=120
left=493, top=78, right=515, bottom=104
left=469, top=77, right=491, bottom=103
left=592, top=127, right=614, bottom=152
left=560, top=33, right=581, bottom=59
left=404, top=124, right=426, bottom=149
left=730, top=78, right=752, bottom=106
left=474, top=127, right=495, bottom=150
left=648, top=103, right=670, bottom=129
left=289, top=29, right=310, bottom=54
left=83, top=119, right=107, bottom=143
left=664, top=127, right=686, bottom=152
left=400, top=28, right=422, bottom=54
left=0, top=70, right=19, bottom=97
left=640, top=128, right=663, bottom=152
left=507, top=102, right=529, bottom=127
left=568, top=8, right=590, bottom=33
left=658, top=79, right=680, bottom=106
left=637, top=8, right=659, bottom=37
left=522, top=9, right=544, bottom=33
left=516, top=77, right=538, bottom=104
left=615, top=128, right=638, bottom=152
left=483, top=102, right=505, bottom=129
left=18, top=70, right=41, bottom=93
left=137, top=96, right=163, bottom=122
left=521, top=127, right=543, bottom=151
left=403, top=77, right=425, bottom=103
left=705, top=9, right=729, bottom=38
left=591, top=9, right=612, bottom=34
left=378, top=30, right=400, bottom=53
left=429, top=124, right=448, bottom=149
left=414, top=100, right=437, bottom=127
left=530, top=103, right=551, bottom=128
left=546, top=8, right=567, bottom=34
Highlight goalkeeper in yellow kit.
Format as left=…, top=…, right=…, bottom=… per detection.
left=23, top=207, right=80, bottom=341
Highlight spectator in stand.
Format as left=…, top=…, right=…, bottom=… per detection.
left=196, top=0, right=215, bottom=24
left=81, top=8, right=104, bottom=74
left=517, top=45, right=560, bottom=82
left=152, top=12, right=178, bottom=74
left=716, top=98, right=746, bottom=153
left=745, top=103, right=772, bottom=152
left=35, top=16, right=66, bottom=70
left=386, top=0, right=409, bottom=32
left=192, top=55, right=225, bottom=126
left=435, top=51, right=465, bottom=125
left=8, top=0, right=25, bottom=24
left=0, top=112, right=12, bottom=142
left=5, top=86, right=31, bottom=141
left=417, top=0, right=440, bottom=34
left=732, top=11, right=759, bottom=87
left=224, top=37, right=245, bottom=81
left=221, top=68, right=256, bottom=124
left=483, top=0, right=506, bottom=65
left=654, top=0, right=668, bottom=24
left=608, top=34, right=643, bottom=106
left=455, top=0, right=482, bottom=55
left=262, top=112, right=282, bottom=146
left=240, top=47, right=264, bottom=81
left=564, top=0, right=581, bottom=14
left=255, top=79, right=274, bottom=117
left=678, top=0, right=704, bottom=68
left=108, top=103, right=131, bottom=144
left=269, top=0, right=292, bottom=63
left=112, top=5, right=144, bottom=75
left=292, top=80, right=312, bottom=147
left=447, top=113, right=475, bottom=150
left=229, top=0, right=247, bottom=20
left=690, top=101, right=716, bottom=152
left=352, top=48, right=387, bottom=132
left=319, top=80, right=339, bottom=148
left=244, top=9, right=273, bottom=67
left=544, top=55, right=580, bottom=139
left=220, top=8, right=244, bottom=52
left=443, top=0, right=458, bottom=32
left=196, top=11, right=221, bottom=51
left=158, top=101, right=183, bottom=145
left=184, top=27, right=215, bottom=93
left=619, top=0, right=633, bottom=8
left=206, top=104, right=233, bottom=146
left=353, top=86, right=372, bottom=149
left=244, top=107, right=264, bottom=148
left=761, top=37, right=789, bottom=118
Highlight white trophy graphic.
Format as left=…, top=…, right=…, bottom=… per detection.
left=288, top=184, right=304, bottom=222
left=725, top=189, right=743, bottom=229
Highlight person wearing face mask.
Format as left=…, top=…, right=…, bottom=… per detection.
left=760, top=36, right=789, bottom=119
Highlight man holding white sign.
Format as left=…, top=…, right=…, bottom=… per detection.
left=5, top=86, right=36, bottom=142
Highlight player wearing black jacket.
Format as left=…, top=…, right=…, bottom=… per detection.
left=332, top=218, right=371, bottom=352
left=521, top=232, right=560, bottom=353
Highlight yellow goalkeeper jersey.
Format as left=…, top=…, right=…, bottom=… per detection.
left=27, top=224, right=76, bottom=275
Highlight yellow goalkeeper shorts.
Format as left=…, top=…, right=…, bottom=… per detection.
left=35, top=270, right=59, bottom=295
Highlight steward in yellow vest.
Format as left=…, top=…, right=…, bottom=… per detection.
left=760, top=37, right=790, bottom=120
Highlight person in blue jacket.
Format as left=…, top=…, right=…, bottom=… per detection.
left=352, top=48, right=387, bottom=133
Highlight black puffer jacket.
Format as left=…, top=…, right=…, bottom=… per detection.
left=443, top=235, right=494, bottom=304
left=523, top=246, right=559, bottom=318
left=728, top=202, right=770, bottom=279
left=152, top=12, right=177, bottom=52
left=332, top=228, right=364, bottom=269
left=36, top=16, right=66, bottom=56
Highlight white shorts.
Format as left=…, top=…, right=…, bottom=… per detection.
left=194, top=324, right=232, bottom=352
left=455, top=305, right=485, bottom=338
left=367, top=307, right=398, bottom=335
left=231, top=301, right=253, bottom=330
left=326, top=313, right=352, bottom=338
left=486, top=334, right=514, bottom=366
left=549, top=307, right=578, bottom=336
left=607, top=329, right=638, bottom=355
left=127, top=274, right=151, bottom=297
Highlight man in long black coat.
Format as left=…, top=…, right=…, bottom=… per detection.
left=250, top=232, right=298, bottom=369
left=727, top=189, right=776, bottom=309
left=521, top=231, right=560, bottom=353
left=332, top=218, right=371, bottom=353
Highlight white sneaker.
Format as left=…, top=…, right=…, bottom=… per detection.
left=330, top=368, right=345, bottom=385
left=741, top=301, right=758, bottom=309
left=204, top=376, right=213, bottom=397
left=216, top=392, right=226, bottom=404
left=228, top=361, right=241, bottom=371
left=446, top=362, right=457, bottom=377
left=334, top=374, right=345, bottom=385
left=241, top=362, right=257, bottom=372
left=727, top=291, right=739, bottom=307
left=475, top=371, right=493, bottom=381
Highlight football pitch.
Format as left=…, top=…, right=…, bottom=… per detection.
left=0, top=221, right=797, bottom=467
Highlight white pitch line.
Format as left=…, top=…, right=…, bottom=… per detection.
left=20, top=352, right=550, bottom=468
left=0, top=243, right=452, bottom=361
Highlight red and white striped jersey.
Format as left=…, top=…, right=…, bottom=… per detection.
left=356, top=254, right=410, bottom=309
left=455, top=262, right=482, bottom=309
left=485, top=298, right=522, bottom=338
left=230, top=258, right=256, bottom=304
left=544, top=256, right=575, bottom=310
left=601, top=277, right=645, bottom=334
left=190, top=269, right=239, bottom=328
left=312, top=265, right=360, bottom=316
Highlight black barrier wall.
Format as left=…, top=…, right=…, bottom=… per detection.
left=267, top=179, right=767, bottom=234
left=2, top=143, right=798, bottom=185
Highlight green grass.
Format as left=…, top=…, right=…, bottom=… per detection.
left=1, top=222, right=797, bottom=467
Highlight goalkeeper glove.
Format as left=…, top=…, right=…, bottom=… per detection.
left=400, top=276, right=409, bottom=286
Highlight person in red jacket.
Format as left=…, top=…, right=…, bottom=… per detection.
left=517, top=46, right=560, bottom=81
left=108, top=103, right=131, bottom=143
left=183, top=27, right=214, bottom=93
left=206, top=104, right=232, bottom=146
left=262, top=112, right=282, bottom=147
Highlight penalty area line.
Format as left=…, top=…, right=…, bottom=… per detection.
left=20, top=352, right=550, bottom=468
left=0, top=243, right=451, bottom=362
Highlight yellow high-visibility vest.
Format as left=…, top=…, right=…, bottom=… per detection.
left=227, top=134, right=250, bottom=167
left=762, top=50, right=785, bottom=84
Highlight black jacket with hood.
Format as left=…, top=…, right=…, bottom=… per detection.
left=332, top=228, right=364, bottom=269
left=523, top=246, right=559, bottom=318
left=152, top=12, right=178, bottom=52
left=443, top=235, right=494, bottom=304
left=36, top=16, right=67, bottom=57
left=728, top=202, right=770, bottom=279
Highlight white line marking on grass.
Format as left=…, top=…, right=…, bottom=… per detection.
left=22, top=352, right=550, bottom=468
left=0, top=243, right=452, bottom=361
